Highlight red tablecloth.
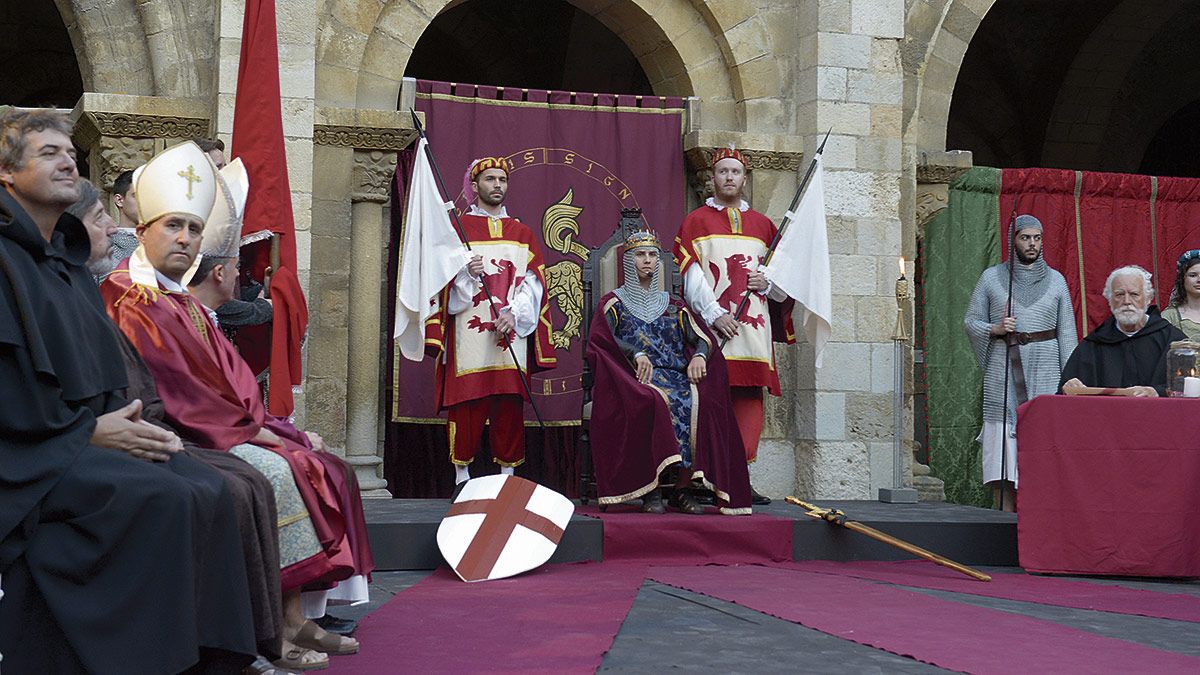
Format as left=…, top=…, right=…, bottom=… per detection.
left=1017, top=395, right=1200, bottom=577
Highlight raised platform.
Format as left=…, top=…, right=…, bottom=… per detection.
left=365, top=499, right=1017, bottom=570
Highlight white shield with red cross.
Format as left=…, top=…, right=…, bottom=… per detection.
left=437, top=474, right=574, bottom=583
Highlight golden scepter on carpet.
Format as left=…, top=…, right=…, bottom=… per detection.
left=784, top=497, right=992, bottom=582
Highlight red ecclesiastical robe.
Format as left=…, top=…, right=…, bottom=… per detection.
left=100, top=257, right=374, bottom=589
left=424, top=213, right=556, bottom=409
left=674, top=204, right=795, bottom=396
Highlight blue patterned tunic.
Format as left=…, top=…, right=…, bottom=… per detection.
left=606, top=300, right=707, bottom=466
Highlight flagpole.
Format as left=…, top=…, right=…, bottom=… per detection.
left=721, top=128, right=832, bottom=349
left=408, top=109, right=546, bottom=429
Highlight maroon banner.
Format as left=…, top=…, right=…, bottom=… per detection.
left=999, top=169, right=1200, bottom=336
left=391, top=80, right=686, bottom=424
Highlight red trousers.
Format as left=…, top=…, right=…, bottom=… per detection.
left=731, top=387, right=764, bottom=463
left=447, top=395, right=525, bottom=467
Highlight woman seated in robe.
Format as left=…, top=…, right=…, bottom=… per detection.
left=585, top=229, right=751, bottom=515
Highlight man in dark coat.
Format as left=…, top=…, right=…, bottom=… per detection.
left=1060, top=265, right=1185, bottom=397
left=0, top=109, right=257, bottom=673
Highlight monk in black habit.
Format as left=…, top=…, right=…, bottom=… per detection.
left=0, top=110, right=257, bottom=673
left=1060, top=265, right=1185, bottom=397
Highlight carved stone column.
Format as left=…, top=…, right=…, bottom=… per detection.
left=314, top=107, right=418, bottom=499
left=70, top=93, right=210, bottom=197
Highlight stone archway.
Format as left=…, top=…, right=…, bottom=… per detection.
left=906, top=0, right=997, bottom=154
left=316, top=0, right=785, bottom=133
left=51, top=0, right=215, bottom=98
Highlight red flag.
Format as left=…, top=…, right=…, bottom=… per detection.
left=230, top=0, right=306, bottom=415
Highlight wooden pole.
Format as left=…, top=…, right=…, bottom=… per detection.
left=262, top=234, right=280, bottom=299
left=785, top=497, right=992, bottom=582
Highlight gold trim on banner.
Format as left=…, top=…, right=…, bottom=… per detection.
left=1074, top=170, right=1087, bottom=336
left=1150, top=176, right=1159, bottom=294
left=416, top=91, right=685, bottom=116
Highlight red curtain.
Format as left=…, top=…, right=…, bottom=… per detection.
left=999, top=169, right=1200, bottom=336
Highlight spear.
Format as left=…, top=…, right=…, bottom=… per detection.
left=721, top=129, right=832, bottom=348
left=785, top=497, right=992, bottom=582
left=408, top=108, right=545, bottom=428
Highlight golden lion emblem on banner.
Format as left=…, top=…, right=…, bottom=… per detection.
left=541, top=189, right=589, bottom=349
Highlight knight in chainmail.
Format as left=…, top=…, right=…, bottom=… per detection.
left=963, top=214, right=1077, bottom=509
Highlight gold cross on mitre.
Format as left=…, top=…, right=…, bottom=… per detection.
left=177, top=164, right=202, bottom=199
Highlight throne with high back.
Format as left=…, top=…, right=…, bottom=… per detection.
left=577, top=207, right=681, bottom=505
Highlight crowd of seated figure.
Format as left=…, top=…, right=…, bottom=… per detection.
left=0, top=109, right=373, bottom=674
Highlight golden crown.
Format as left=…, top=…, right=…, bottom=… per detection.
left=625, top=228, right=661, bottom=249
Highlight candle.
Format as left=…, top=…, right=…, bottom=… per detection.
left=1184, top=376, right=1200, bottom=398
left=898, top=256, right=906, bottom=279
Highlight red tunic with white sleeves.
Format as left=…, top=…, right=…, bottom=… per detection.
left=674, top=203, right=795, bottom=395
left=425, top=213, right=556, bottom=409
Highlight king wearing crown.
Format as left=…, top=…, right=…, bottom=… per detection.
left=585, top=227, right=751, bottom=515
left=672, top=147, right=797, bottom=505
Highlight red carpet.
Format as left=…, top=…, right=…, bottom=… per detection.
left=648, top=564, right=1200, bottom=674
left=579, top=505, right=793, bottom=563
left=791, top=560, right=1200, bottom=623
left=328, top=562, right=646, bottom=674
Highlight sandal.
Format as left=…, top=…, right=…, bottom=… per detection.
left=272, top=639, right=328, bottom=671
left=293, top=619, right=360, bottom=656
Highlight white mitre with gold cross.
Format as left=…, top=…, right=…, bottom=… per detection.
left=132, top=141, right=218, bottom=226
left=201, top=158, right=250, bottom=259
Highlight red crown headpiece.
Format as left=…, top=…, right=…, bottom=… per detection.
left=469, top=156, right=510, bottom=182
left=711, top=147, right=746, bottom=168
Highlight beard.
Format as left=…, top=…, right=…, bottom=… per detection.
left=478, top=190, right=505, bottom=207
left=1016, top=248, right=1040, bottom=264
left=1114, top=306, right=1146, bottom=329
left=86, top=254, right=115, bottom=278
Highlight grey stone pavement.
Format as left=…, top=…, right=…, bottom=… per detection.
left=329, top=566, right=1200, bottom=673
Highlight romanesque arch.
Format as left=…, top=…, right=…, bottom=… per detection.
left=51, top=0, right=214, bottom=98
left=316, top=0, right=784, bottom=132
left=905, top=0, right=996, bottom=153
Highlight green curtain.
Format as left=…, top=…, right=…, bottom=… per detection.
left=922, top=168, right=1001, bottom=506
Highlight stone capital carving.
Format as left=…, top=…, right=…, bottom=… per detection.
left=916, top=164, right=971, bottom=185
left=352, top=150, right=398, bottom=203
left=74, top=112, right=210, bottom=150
left=314, top=125, right=418, bottom=151
left=70, top=94, right=213, bottom=192
left=915, top=183, right=950, bottom=233
left=92, top=137, right=157, bottom=192
left=687, top=146, right=805, bottom=173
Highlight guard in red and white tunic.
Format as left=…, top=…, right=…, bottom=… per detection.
left=673, top=148, right=795, bottom=504
left=425, top=157, right=556, bottom=486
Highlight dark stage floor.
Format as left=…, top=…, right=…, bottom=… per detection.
left=363, top=497, right=1019, bottom=569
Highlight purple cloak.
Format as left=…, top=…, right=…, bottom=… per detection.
left=585, top=292, right=751, bottom=514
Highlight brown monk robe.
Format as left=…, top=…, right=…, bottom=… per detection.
left=113, top=328, right=285, bottom=660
